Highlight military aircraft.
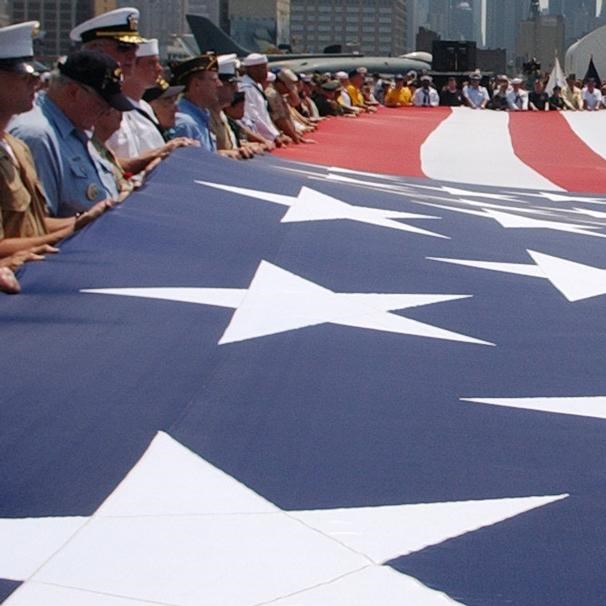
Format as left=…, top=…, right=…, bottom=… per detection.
left=186, top=14, right=431, bottom=76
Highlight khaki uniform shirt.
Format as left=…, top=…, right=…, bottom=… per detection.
left=266, top=86, right=291, bottom=122
left=0, top=133, right=48, bottom=240
left=210, top=109, right=238, bottom=151
left=562, top=85, right=583, bottom=110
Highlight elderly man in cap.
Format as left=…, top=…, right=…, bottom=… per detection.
left=70, top=7, right=143, bottom=78
left=143, top=77, right=185, bottom=138
left=312, top=79, right=345, bottom=117
left=412, top=75, right=439, bottom=107
left=462, top=72, right=489, bottom=109
left=240, top=53, right=292, bottom=148
left=207, top=53, right=251, bottom=159
left=0, top=23, right=109, bottom=291
left=266, top=68, right=312, bottom=144
left=10, top=50, right=133, bottom=216
left=334, top=72, right=361, bottom=116
left=170, top=52, right=222, bottom=152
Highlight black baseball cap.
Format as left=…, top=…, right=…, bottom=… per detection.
left=58, top=50, right=134, bottom=111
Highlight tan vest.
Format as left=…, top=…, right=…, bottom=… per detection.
left=0, top=133, right=48, bottom=240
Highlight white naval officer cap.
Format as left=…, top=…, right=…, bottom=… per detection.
left=242, top=53, right=268, bottom=67
left=70, top=7, right=144, bottom=45
left=136, top=38, right=159, bottom=58
left=218, top=53, right=239, bottom=82
left=0, top=21, right=39, bottom=74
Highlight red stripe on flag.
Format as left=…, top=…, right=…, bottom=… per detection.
left=274, top=107, right=452, bottom=177
left=509, top=112, right=606, bottom=193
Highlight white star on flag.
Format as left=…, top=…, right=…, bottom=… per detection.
left=461, top=397, right=606, bottom=420
left=82, top=260, right=492, bottom=346
left=413, top=183, right=520, bottom=202
left=531, top=192, right=606, bottom=205
left=0, top=432, right=568, bottom=606
left=415, top=202, right=606, bottom=238
left=195, top=180, right=447, bottom=238
left=429, top=250, right=606, bottom=302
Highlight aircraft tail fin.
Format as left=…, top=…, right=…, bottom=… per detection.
left=186, top=14, right=251, bottom=56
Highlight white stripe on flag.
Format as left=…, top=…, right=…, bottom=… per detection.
left=420, top=108, right=561, bottom=191
left=562, top=111, right=606, bottom=160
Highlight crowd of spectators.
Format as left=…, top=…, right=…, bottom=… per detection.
left=1, top=6, right=605, bottom=294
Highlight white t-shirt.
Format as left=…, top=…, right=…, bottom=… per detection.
left=107, top=98, right=165, bottom=158
left=582, top=87, right=602, bottom=110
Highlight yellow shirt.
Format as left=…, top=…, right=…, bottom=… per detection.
left=346, top=84, right=365, bottom=107
left=384, top=86, right=412, bottom=106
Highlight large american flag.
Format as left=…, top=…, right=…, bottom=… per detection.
left=2, top=110, right=606, bottom=605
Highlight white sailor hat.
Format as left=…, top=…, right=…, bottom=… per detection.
left=218, top=53, right=239, bottom=81
left=277, top=68, right=298, bottom=87
left=335, top=71, right=348, bottom=79
left=136, top=38, right=159, bottom=58
left=242, top=53, right=268, bottom=67
left=0, top=21, right=39, bottom=74
left=266, top=71, right=276, bottom=83
left=511, top=77, right=523, bottom=85
left=70, top=7, right=144, bottom=45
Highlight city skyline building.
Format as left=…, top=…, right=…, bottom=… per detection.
left=517, top=8, right=565, bottom=71
left=0, top=1, right=8, bottom=25
left=9, top=0, right=105, bottom=57
left=549, top=0, right=601, bottom=43
left=485, top=0, right=528, bottom=61
left=289, top=0, right=407, bottom=56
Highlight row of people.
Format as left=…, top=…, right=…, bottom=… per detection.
left=3, top=6, right=604, bottom=292
left=375, top=70, right=606, bottom=111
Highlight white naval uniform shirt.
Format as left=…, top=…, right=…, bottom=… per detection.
left=240, top=74, right=280, bottom=142
left=107, top=97, right=165, bottom=158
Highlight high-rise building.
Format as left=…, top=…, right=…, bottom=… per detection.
left=427, top=0, right=450, bottom=38
left=407, top=0, right=429, bottom=51
left=412, top=0, right=483, bottom=48
left=485, top=0, right=528, bottom=60
left=0, top=1, right=9, bottom=25
left=517, top=11, right=565, bottom=72
left=450, top=1, right=473, bottom=41
left=290, top=0, right=407, bottom=56
left=549, top=0, right=597, bottom=44
left=549, top=0, right=597, bottom=17
left=10, top=0, right=104, bottom=58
